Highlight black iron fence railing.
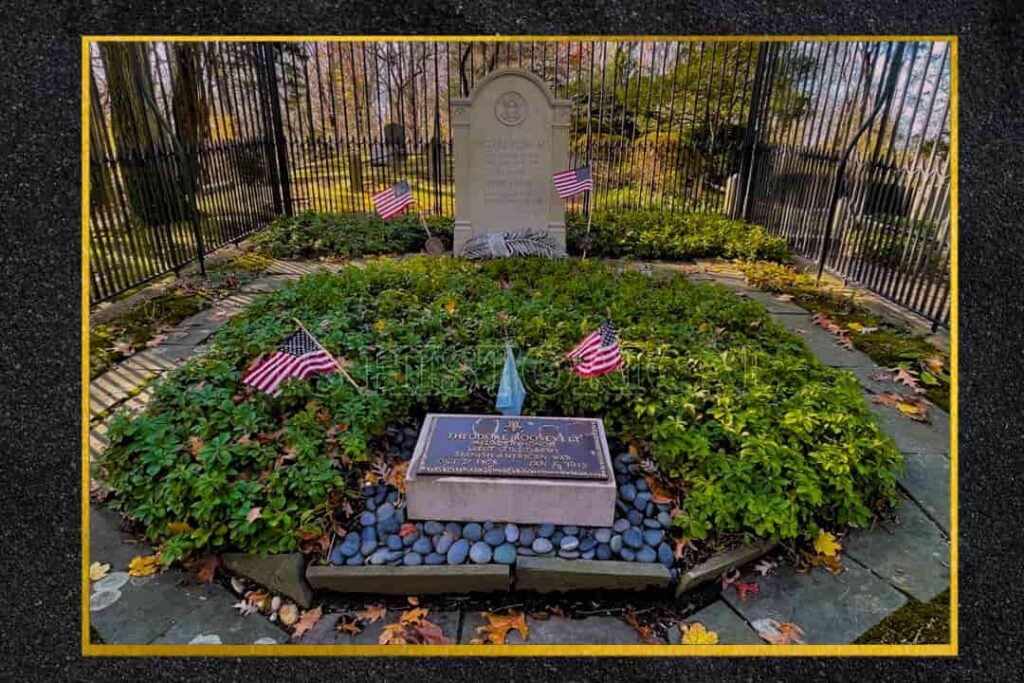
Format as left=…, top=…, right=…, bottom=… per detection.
left=87, top=39, right=951, bottom=328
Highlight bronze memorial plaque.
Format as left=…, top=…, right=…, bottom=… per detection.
left=416, top=415, right=608, bottom=480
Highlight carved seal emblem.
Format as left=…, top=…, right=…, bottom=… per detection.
left=494, top=91, right=528, bottom=126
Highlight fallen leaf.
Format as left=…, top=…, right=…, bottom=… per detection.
left=89, top=562, right=111, bottom=581
left=857, top=326, right=878, bottom=334
left=335, top=615, right=363, bottom=636
left=191, top=555, right=220, bottom=584
left=112, top=341, right=135, bottom=356
left=145, top=334, right=167, bottom=348
left=167, top=521, right=193, bottom=535
left=836, top=335, right=854, bottom=349
left=753, top=558, right=777, bottom=576
left=355, top=604, right=387, bottom=624
left=892, top=367, right=923, bottom=392
left=644, top=475, right=675, bottom=505
left=752, top=618, right=806, bottom=645
left=444, top=299, right=456, bottom=314
left=872, top=393, right=931, bottom=422
left=407, top=596, right=420, bottom=606
left=775, top=293, right=794, bottom=302
left=404, top=618, right=452, bottom=645
left=870, top=368, right=894, bottom=382
left=246, top=507, right=262, bottom=523
left=247, top=590, right=270, bottom=609
left=674, top=537, right=697, bottom=560
left=128, top=554, right=160, bottom=577
left=399, top=523, right=418, bottom=538
left=233, top=600, right=258, bottom=616
left=379, top=622, right=409, bottom=644
left=387, top=461, right=409, bottom=495
left=924, top=355, right=945, bottom=373
left=373, top=319, right=387, bottom=332
left=623, top=611, right=659, bottom=644
left=188, top=436, right=204, bottom=457
left=400, top=607, right=430, bottom=626
left=680, top=622, right=719, bottom=645
left=291, top=605, right=323, bottom=639
left=278, top=603, right=299, bottom=626
left=813, top=530, right=842, bottom=557
left=475, top=610, right=529, bottom=644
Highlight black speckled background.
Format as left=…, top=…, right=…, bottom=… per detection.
left=2, top=1, right=1021, bottom=679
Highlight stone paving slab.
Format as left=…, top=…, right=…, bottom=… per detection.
left=266, top=260, right=343, bottom=277
left=90, top=505, right=151, bottom=569
left=149, top=598, right=286, bottom=645
left=867, top=402, right=950, bottom=455
left=722, top=559, right=907, bottom=644
left=665, top=600, right=764, bottom=645
left=738, top=290, right=809, bottom=315
left=90, top=571, right=226, bottom=644
left=844, top=496, right=950, bottom=602
left=240, top=275, right=291, bottom=293
left=899, top=452, right=951, bottom=533
left=458, top=613, right=643, bottom=645
left=89, top=365, right=157, bottom=418
left=850, top=363, right=923, bottom=397
left=304, top=609, right=460, bottom=645
left=787, top=323, right=878, bottom=369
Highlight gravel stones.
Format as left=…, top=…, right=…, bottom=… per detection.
left=446, top=539, right=469, bottom=565
left=484, top=528, right=506, bottom=547
left=560, top=536, right=580, bottom=551
left=624, top=528, right=645, bottom=549
left=532, top=538, right=554, bottom=554
left=494, top=543, right=516, bottom=564
left=470, top=541, right=493, bottom=564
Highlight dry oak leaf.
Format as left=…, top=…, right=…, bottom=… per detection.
left=233, top=600, right=259, bottom=617
left=112, top=341, right=135, bottom=356
left=752, top=618, right=806, bottom=645
left=680, top=622, right=719, bottom=645
left=644, top=476, right=675, bottom=505
left=753, top=558, right=777, bottom=576
left=192, top=555, right=220, bottom=584
left=145, top=333, right=168, bottom=348
left=404, top=619, right=452, bottom=645
left=400, top=607, right=430, bottom=626
left=89, top=562, right=111, bottom=581
left=475, top=610, right=529, bottom=645
left=188, top=436, right=204, bottom=457
left=623, top=611, right=659, bottom=644
left=379, top=622, right=410, bottom=645
left=407, top=596, right=420, bottom=606
left=399, top=523, right=418, bottom=538
left=813, top=530, right=842, bottom=557
left=128, top=554, right=160, bottom=577
left=246, top=507, right=263, bottom=523
left=291, top=605, right=323, bottom=640
left=775, top=293, right=794, bottom=302
left=674, top=537, right=697, bottom=560
left=355, top=604, right=387, bottom=624
left=335, top=616, right=363, bottom=636
left=892, top=367, right=924, bottom=393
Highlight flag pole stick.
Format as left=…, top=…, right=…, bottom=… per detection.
left=581, top=189, right=593, bottom=261
left=292, top=317, right=362, bottom=391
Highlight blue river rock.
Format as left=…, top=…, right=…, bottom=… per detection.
left=446, top=539, right=469, bottom=565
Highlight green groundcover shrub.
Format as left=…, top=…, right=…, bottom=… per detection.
left=99, top=257, right=900, bottom=562
left=567, top=210, right=790, bottom=262
left=253, top=209, right=789, bottom=263
left=250, top=211, right=454, bottom=259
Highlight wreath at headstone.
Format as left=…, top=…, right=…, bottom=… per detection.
left=462, top=228, right=567, bottom=260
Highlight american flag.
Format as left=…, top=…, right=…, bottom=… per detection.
left=372, top=180, right=415, bottom=220
left=242, top=328, right=338, bottom=396
left=552, top=166, right=593, bottom=198
left=566, top=319, right=623, bottom=378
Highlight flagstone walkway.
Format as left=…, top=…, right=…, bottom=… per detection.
left=87, top=256, right=951, bottom=646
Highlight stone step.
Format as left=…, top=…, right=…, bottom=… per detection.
left=307, top=564, right=511, bottom=594
left=516, top=556, right=670, bottom=594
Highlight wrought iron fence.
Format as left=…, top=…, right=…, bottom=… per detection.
left=87, top=38, right=952, bottom=327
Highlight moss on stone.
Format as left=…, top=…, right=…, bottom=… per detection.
left=854, top=590, right=950, bottom=644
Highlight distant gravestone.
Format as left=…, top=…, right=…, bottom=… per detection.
left=451, top=68, right=572, bottom=255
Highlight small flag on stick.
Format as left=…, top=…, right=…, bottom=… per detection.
left=372, top=180, right=415, bottom=220
left=242, top=327, right=339, bottom=396
left=552, top=166, right=593, bottom=198
left=566, top=319, right=622, bottom=378
left=496, top=341, right=526, bottom=416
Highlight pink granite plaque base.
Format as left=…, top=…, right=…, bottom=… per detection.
left=405, top=414, right=616, bottom=527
